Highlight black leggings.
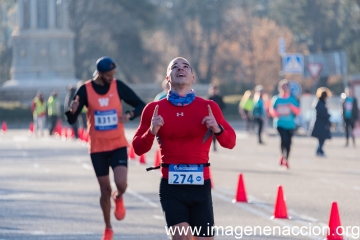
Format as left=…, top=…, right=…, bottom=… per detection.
left=277, top=127, right=294, bottom=160
left=344, top=119, right=355, bottom=143
left=254, top=118, right=263, bottom=143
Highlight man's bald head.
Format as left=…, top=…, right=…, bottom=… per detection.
left=167, top=57, right=192, bottom=76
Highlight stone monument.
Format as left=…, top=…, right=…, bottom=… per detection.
left=1, top=0, right=78, bottom=101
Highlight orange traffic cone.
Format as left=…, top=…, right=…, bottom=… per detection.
left=78, top=127, right=84, bottom=141
left=54, top=121, right=62, bottom=136
left=326, top=202, right=343, bottom=240
left=139, top=154, right=146, bottom=164
left=154, top=149, right=161, bottom=166
left=272, top=185, right=289, bottom=219
left=233, top=173, right=248, bottom=203
left=61, top=126, right=68, bottom=140
left=82, top=130, right=89, bottom=143
left=209, top=167, right=214, bottom=189
left=29, top=122, right=34, bottom=134
left=128, top=144, right=136, bottom=160
left=1, top=121, right=7, bottom=133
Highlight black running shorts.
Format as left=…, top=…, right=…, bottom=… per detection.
left=90, top=147, right=128, bottom=177
left=159, top=178, right=214, bottom=237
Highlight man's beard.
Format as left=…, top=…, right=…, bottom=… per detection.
left=100, top=76, right=111, bottom=86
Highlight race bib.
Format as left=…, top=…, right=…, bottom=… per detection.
left=94, top=109, right=118, bottom=131
left=345, top=102, right=353, bottom=111
left=168, top=164, right=204, bottom=185
left=277, top=104, right=291, bottom=116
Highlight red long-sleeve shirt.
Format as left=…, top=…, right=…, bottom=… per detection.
left=132, top=97, right=236, bottom=180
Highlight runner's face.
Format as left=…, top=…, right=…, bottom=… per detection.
left=99, top=69, right=116, bottom=86
left=282, top=84, right=289, bottom=94
left=167, top=58, right=194, bottom=86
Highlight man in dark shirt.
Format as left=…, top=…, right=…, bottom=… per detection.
left=65, top=57, right=145, bottom=240
left=208, top=84, right=226, bottom=151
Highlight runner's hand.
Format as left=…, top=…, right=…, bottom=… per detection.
left=150, top=105, right=164, bottom=135
left=119, top=113, right=131, bottom=123
left=202, top=105, right=221, bottom=133
left=70, top=95, right=80, bottom=114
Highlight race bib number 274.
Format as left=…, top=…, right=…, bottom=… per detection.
left=168, top=164, right=204, bottom=185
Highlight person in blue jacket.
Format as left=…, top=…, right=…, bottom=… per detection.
left=270, top=79, right=300, bottom=169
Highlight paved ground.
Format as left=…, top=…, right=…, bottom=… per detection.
left=0, top=125, right=359, bottom=240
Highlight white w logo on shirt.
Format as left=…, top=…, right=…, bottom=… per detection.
left=98, top=98, right=109, bottom=107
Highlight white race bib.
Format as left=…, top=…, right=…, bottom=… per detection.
left=277, top=104, right=291, bottom=116
left=94, top=109, right=118, bottom=131
left=168, top=164, right=204, bottom=185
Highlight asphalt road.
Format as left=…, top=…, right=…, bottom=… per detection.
left=0, top=127, right=359, bottom=240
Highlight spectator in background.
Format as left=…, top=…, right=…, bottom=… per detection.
left=252, top=85, right=265, bottom=144
left=77, top=81, right=87, bottom=129
left=239, top=90, right=254, bottom=132
left=208, top=84, right=226, bottom=151
left=47, top=89, right=61, bottom=135
left=64, top=85, right=79, bottom=139
left=154, top=80, right=170, bottom=101
left=342, top=87, right=358, bottom=147
left=310, top=87, right=332, bottom=157
left=31, top=91, right=46, bottom=137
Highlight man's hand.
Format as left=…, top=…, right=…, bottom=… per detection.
left=69, top=95, right=80, bottom=114
left=119, top=112, right=131, bottom=123
left=202, top=105, right=221, bottom=133
left=150, top=105, right=164, bottom=135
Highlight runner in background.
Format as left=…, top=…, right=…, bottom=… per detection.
left=342, top=86, right=358, bottom=147
left=208, top=84, right=226, bottom=151
left=47, top=89, right=61, bottom=135
left=270, top=79, right=300, bottom=169
left=252, top=85, right=265, bottom=144
left=154, top=80, right=170, bottom=101
left=65, top=57, right=145, bottom=240
left=239, top=90, right=254, bottom=133
left=31, top=91, right=46, bottom=137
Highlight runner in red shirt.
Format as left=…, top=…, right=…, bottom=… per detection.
left=133, top=57, right=236, bottom=240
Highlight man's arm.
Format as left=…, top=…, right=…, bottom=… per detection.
left=116, top=80, right=146, bottom=120
left=132, top=103, right=157, bottom=156
left=209, top=101, right=236, bottom=149
left=65, top=86, right=87, bottom=125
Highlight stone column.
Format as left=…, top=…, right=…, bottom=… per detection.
left=48, top=0, right=56, bottom=29
left=18, top=0, right=24, bottom=30
left=30, top=0, right=37, bottom=29
left=62, top=0, right=68, bottom=29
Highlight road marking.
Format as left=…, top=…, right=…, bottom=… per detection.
left=153, top=215, right=165, bottom=220
left=13, top=136, right=29, bottom=142
left=212, top=190, right=322, bottom=240
left=126, top=188, right=158, bottom=208
left=82, top=163, right=92, bottom=171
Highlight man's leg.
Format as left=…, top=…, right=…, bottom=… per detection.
left=91, top=152, right=112, bottom=229
left=97, top=175, right=112, bottom=229
left=113, top=166, right=127, bottom=197
left=350, top=120, right=356, bottom=146
left=110, top=147, right=128, bottom=220
left=345, top=119, right=350, bottom=146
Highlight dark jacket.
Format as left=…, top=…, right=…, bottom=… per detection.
left=342, top=97, right=358, bottom=122
left=209, top=95, right=225, bottom=111
left=310, top=99, right=331, bottom=140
